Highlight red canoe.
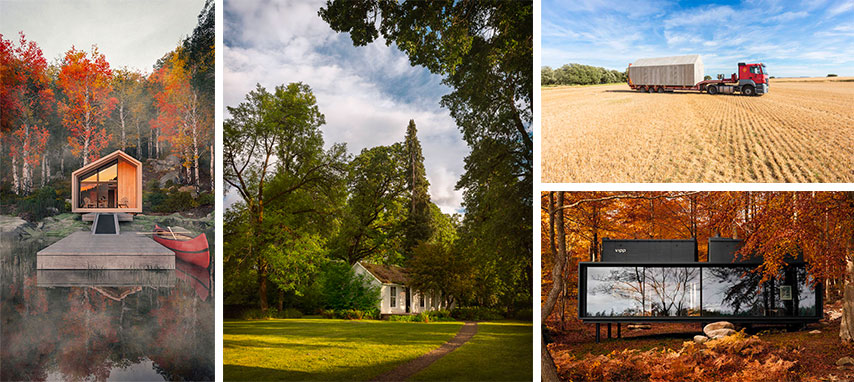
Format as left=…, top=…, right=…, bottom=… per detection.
left=153, top=224, right=211, bottom=268
left=176, top=259, right=211, bottom=301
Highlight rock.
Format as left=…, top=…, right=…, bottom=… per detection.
left=177, top=185, right=198, bottom=198
left=836, top=357, right=854, bottom=366
left=809, top=330, right=821, bottom=334
left=159, top=171, right=180, bottom=187
left=706, top=328, right=737, bottom=339
left=627, top=324, right=651, bottom=330
left=829, top=310, right=843, bottom=321
left=703, top=321, right=735, bottom=337
left=693, top=335, right=709, bottom=344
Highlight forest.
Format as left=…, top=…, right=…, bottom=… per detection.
left=541, top=191, right=854, bottom=382
left=223, top=1, right=532, bottom=320
left=0, top=0, right=214, bottom=220
left=541, top=63, right=627, bottom=86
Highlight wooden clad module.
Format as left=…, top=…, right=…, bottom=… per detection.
left=628, top=54, right=704, bottom=87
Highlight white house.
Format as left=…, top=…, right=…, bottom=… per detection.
left=353, top=261, right=451, bottom=315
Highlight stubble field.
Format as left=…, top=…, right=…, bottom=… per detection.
left=541, top=78, right=854, bottom=183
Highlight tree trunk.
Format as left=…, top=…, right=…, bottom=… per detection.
left=136, top=120, right=142, bottom=158
left=259, top=257, right=269, bottom=311
left=11, top=154, right=20, bottom=194
left=840, top=258, right=854, bottom=342
left=542, top=192, right=566, bottom=382
left=45, top=155, right=51, bottom=182
left=277, top=289, right=284, bottom=312
left=41, top=155, right=46, bottom=187
left=60, top=152, right=64, bottom=176
left=120, top=101, right=126, bottom=150
left=210, top=143, right=214, bottom=191
left=542, top=341, right=561, bottom=382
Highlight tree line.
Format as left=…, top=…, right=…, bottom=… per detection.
left=224, top=0, right=532, bottom=317
left=0, top=0, right=214, bottom=197
left=541, top=64, right=627, bottom=86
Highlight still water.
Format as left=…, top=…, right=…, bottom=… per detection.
left=1, top=233, right=214, bottom=381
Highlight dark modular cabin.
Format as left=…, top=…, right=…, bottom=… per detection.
left=579, top=238, right=821, bottom=342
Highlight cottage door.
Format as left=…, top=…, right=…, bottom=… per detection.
left=405, top=287, right=411, bottom=313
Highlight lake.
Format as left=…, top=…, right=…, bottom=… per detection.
left=0, top=230, right=214, bottom=381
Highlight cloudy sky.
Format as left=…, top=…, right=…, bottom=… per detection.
left=224, top=0, right=468, bottom=214
left=542, top=0, right=854, bottom=77
left=0, top=0, right=203, bottom=72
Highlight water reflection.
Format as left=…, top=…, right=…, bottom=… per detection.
left=1, top=236, right=214, bottom=381
left=584, top=265, right=818, bottom=319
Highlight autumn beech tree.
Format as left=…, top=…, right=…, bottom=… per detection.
left=152, top=49, right=208, bottom=188
left=58, top=45, right=117, bottom=165
left=1, top=32, right=54, bottom=194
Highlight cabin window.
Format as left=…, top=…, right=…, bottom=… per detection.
left=419, top=294, right=425, bottom=308
left=390, top=286, right=396, bottom=307
left=79, top=160, right=119, bottom=209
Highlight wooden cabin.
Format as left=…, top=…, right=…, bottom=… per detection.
left=71, top=150, right=142, bottom=214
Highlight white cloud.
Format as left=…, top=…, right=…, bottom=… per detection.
left=224, top=0, right=468, bottom=214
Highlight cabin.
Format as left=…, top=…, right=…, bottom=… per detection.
left=353, top=262, right=451, bottom=315
left=71, top=150, right=142, bottom=214
left=578, top=237, right=822, bottom=342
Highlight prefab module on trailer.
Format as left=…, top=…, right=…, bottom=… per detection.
left=579, top=237, right=821, bottom=342
left=627, top=55, right=769, bottom=96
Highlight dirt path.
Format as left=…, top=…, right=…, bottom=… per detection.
left=371, top=321, right=478, bottom=381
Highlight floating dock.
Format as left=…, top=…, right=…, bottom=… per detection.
left=37, top=231, right=175, bottom=270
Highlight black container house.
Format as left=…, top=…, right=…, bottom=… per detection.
left=579, top=238, right=822, bottom=341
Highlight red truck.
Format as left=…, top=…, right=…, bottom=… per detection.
left=628, top=57, right=769, bottom=96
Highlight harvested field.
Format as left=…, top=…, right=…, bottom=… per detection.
left=541, top=77, right=854, bottom=183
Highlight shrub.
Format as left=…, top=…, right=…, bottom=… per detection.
left=280, top=308, right=303, bottom=318
left=828, top=73, right=838, bottom=77
left=388, top=315, right=418, bottom=322
left=16, top=186, right=66, bottom=222
left=240, top=308, right=273, bottom=320
left=321, top=262, right=381, bottom=311
left=197, top=191, right=215, bottom=206
left=451, top=306, right=504, bottom=321
left=510, top=308, right=533, bottom=321
left=321, top=309, right=336, bottom=319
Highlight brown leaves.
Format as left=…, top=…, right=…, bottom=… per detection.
left=553, top=331, right=800, bottom=382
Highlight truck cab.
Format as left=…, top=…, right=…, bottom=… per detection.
left=737, top=62, right=769, bottom=95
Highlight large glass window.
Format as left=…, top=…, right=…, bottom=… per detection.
left=702, top=267, right=763, bottom=316
left=79, top=161, right=118, bottom=208
left=586, top=267, right=645, bottom=317
left=645, top=267, right=700, bottom=316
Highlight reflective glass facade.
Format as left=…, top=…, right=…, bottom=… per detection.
left=581, top=263, right=819, bottom=320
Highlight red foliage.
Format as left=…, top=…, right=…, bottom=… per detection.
left=58, top=45, right=117, bottom=165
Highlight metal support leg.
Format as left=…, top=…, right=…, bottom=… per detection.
left=595, top=323, right=600, bottom=343
left=607, top=323, right=612, bottom=339
left=618, top=323, right=621, bottom=338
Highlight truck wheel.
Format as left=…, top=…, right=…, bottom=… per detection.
left=657, top=87, right=664, bottom=93
left=647, top=86, right=654, bottom=93
left=707, top=85, right=718, bottom=95
left=636, top=86, right=644, bottom=92
left=743, top=85, right=755, bottom=96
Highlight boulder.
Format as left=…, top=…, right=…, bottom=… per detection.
left=703, top=321, right=735, bottom=337
left=693, top=335, right=709, bottom=344
left=836, top=357, right=854, bottom=366
left=706, top=328, right=737, bottom=339
left=177, top=185, right=198, bottom=198
left=159, top=171, right=180, bottom=187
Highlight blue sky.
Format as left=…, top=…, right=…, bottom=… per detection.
left=224, top=0, right=467, bottom=214
left=542, top=0, right=854, bottom=77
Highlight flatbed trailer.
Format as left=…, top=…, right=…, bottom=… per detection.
left=628, top=58, right=769, bottom=96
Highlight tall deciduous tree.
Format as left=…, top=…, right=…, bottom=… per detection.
left=332, top=144, right=407, bottom=265
left=224, top=82, right=348, bottom=311
left=1, top=32, right=54, bottom=194
left=320, top=0, right=534, bottom=312
left=58, top=45, right=116, bottom=165
left=111, top=68, right=144, bottom=152
left=402, top=119, right=432, bottom=253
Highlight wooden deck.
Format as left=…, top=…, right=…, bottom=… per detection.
left=37, top=231, right=174, bottom=270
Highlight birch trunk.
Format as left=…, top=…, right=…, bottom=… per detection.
left=136, top=120, right=142, bottom=158
left=41, top=155, right=46, bottom=187
left=210, top=142, right=214, bottom=191
left=21, top=124, right=31, bottom=194
left=12, top=155, right=20, bottom=194
left=119, top=101, right=126, bottom=150
left=46, top=155, right=51, bottom=182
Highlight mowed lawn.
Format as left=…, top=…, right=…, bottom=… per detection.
left=412, top=321, right=533, bottom=381
left=224, top=318, right=462, bottom=381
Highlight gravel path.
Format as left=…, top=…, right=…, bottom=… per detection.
left=371, top=321, right=478, bottom=381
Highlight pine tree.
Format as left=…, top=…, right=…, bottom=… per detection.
left=403, top=119, right=433, bottom=254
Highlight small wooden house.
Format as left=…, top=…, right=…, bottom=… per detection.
left=353, top=261, right=451, bottom=315
left=71, top=150, right=142, bottom=214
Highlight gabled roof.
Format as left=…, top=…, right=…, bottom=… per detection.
left=632, top=54, right=701, bottom=67
left=72, top=150, right=142, bottom=177
left=358, top=262, right=409, bottom=285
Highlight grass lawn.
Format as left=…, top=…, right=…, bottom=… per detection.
left=223, top=318, right=463, bottom=381
left=411, top=321, right=533, bottom=381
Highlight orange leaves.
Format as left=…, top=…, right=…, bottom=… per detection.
left=58, top=45, right=116, bottom=164
left=554, top=331, right=800, bottom=382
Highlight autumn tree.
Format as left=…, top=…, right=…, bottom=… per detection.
left=110, top=68, right=144, bottom=153
left=402, top=119, right=433, bottom=253
left=57, top=45, right=116, bottom=165
left=1, top=32, right=54, bottom=194
left=224, top=82, right=348, bottom=311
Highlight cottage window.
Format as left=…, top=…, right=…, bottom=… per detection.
left=390, top=286, right=397, bottom=307
left=419, top=294, right=425, bottom=308
left=79, top=160, right=118, bottom=208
